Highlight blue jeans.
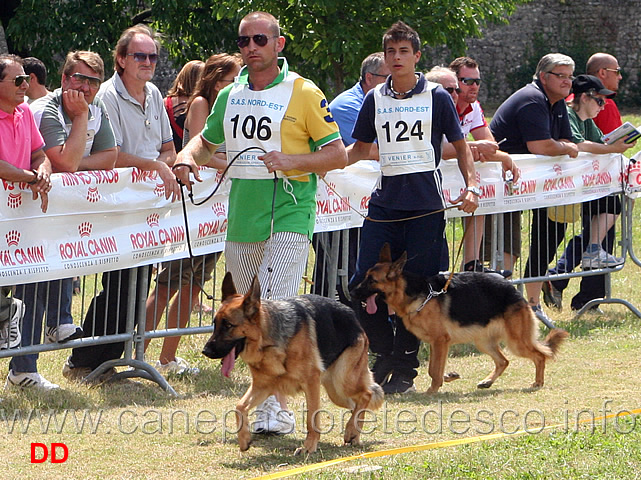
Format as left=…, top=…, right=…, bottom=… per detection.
left=10, top=278, right=74, bottom=373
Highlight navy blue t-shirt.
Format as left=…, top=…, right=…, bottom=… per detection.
left=352, top=73, right=463, bottom=211
left=489, top=80, right=572, bottom=155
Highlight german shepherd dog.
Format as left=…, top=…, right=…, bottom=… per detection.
left=202, top=272, right=384, bottom=454
left=351, top=244, right=568, bottom=393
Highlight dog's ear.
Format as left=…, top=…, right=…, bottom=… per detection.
left=242, top=275, right=261, bottom=320
left=221, top=271, right=237, bottom=301
left=389, top=252, right=407, bottom=279
left=379, top=242, right=392, bottom=263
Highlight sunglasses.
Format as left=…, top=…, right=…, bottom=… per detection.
left=459, top=77, right=481, bottom=86
left=1, top=74, right=30, bottom=87
left=587, top=94, right=605, bottom=107
left=236, top=34, right=277, bottom=48
left=127, top=52, right=159, bottom=63
left=444, top=86, right=461, bottom=95
left=70, top=72, right=102, bottom=89
left=604, top=67, right=621, bottom=74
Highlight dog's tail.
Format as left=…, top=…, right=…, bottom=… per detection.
left=368, top=383, right=385, bottom=411
left=541, top=328, right=569, bottom=359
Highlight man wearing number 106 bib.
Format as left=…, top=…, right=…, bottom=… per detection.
left=347, top=21, right=479, bottom=394
left=175, top=11, right=347, bottom=433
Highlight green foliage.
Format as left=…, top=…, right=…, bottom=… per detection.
left=6, top=0, right=528, bottom=97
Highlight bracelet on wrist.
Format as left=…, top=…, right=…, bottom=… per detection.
left=27, top=169, right=38, bottom=185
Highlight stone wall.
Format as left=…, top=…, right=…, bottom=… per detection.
left=423, top=0, right=641, bottom=107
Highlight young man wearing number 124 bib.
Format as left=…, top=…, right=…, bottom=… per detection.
left=347, top=21, right=479, bottom=394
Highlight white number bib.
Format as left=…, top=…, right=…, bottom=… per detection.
left=374, top=82, right=438, bottom=176
left=224, top=73, right=299, bottom=179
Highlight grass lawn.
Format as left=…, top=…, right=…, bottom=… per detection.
left=1, top=114, right=641, bottom=480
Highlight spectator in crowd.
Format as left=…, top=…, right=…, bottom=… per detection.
left=10, top=51, right=117, bottom=390
left=0, top=54, right=54, bottom=390
left=145, top=53, right=241, bottom=376
left=175, top=11, right=346, bottom=433
left=164, top=59, right=204, bottom=153
left=23, top=57, right=50, bottom=103
left=313, top=51, right=390, bottom=301
left=490, top=53, right=579, bottom=327
left=64, top=25, right=179, bottom=383
left=544, top=53, right=630, bottom=312
left=427, top=62, right=518, bottom=277
left=347, top=22, right=478, bottom=394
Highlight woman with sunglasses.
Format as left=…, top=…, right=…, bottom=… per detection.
left=541, top=74, right=635, bottom=312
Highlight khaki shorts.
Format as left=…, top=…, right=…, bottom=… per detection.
left=482, top=211, right=521, bottom=261
left=155, top=253, right=221, bottom=289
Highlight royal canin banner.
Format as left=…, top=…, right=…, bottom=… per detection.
left=0, top=152, right=634, bottom=285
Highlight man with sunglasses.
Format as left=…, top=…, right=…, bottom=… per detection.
left=432, top=59, right=518, bottom=278
left=176, top=11, right=346, bottom=433
left=544, top=54, right=630, bottom=313
left=490, top=53, right=579, bottom=327
left=0, top=54, right=55, bottom=390
left=9, top=51, right=117, bottom=390
left=65, top=25, right=179, bottom=383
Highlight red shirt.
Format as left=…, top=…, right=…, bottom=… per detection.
left=0, top=102, right=44, bottom=169
left=594, top=98, right=622, bottom=134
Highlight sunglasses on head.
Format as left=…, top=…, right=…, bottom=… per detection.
left=127, top=52, right=159, bottom=63
left=444, top=86, right=461, bottom=95
left=236, top=34, right=276, bottom=48
left=459, top=77, right=481, bottom=86
left=2, top=74, right=30, bottom=87
left=70, top=72, right=101, bottom=89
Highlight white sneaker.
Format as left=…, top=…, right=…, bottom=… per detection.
left=251, top=395, right=296, bottom=435
left=155, top=356, right=200, bottom=376
left=45, top=324, right=83, bottom=343
left=6, top=370, right=60, bottom=391
left=581, top=245, right=625, bottom=269
left=0, top=297, right=23, bottom=350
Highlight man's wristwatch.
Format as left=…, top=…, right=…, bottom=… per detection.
left=465, top=186, right=481, bottom=196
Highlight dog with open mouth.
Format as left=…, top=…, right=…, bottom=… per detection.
left=202, top=272, right=384, bottom=454
left=351, top=244, right=569, bottom=393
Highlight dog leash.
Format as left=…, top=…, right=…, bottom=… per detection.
left=321, top=176, right=472, bottom=292
left=173, top=146, right=270, bottom=302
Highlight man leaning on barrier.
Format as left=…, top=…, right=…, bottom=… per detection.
left=544, top=53, right=631, bottom=313
left=490, top=53, right=579, bottom=328
left=64, top=25, right=179, bottom=383
left=0, top=54, right=54, bottom=390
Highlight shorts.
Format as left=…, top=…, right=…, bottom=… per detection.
left=155, top=253, right=221, bottom=289
left=482, top=211, right=521, bottom=261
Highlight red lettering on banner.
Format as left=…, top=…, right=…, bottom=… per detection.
left=443, top=189, right=452, bottom=204
left=197, top=220, right=228, bottom=238
left=516, top=180, right=536, bottom=195
left=0, top=250, right=16, bottom=266
left=543, top=176, right=576, bottom=192
left=582, top=172, right=612, bottom=187
left=14, top=246, right=45, bottom=265
left=131, top=168, right=158, bottom=183
left=359, top=196, right=370, bottom=210
left=316, top=197, right=351, bottom=215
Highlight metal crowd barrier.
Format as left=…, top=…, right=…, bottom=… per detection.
left=2, top=195, right=640, bottom=394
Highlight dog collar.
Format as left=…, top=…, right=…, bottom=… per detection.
left=415, top=284, right=445, bottom=313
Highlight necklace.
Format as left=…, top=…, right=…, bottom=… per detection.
left=390, top=74, right=418, bottom=96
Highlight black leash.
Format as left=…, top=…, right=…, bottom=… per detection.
left=173, top=147, right=271, bottom=302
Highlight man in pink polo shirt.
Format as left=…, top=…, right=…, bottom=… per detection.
left=0, top=54, right=55, bottom=391
left=0, top=54, right=51, bottom=212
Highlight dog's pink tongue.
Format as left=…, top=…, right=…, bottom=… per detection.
left=221, top=346, right=236, bottom=378
left=366, top=294, right=378, bottom=314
